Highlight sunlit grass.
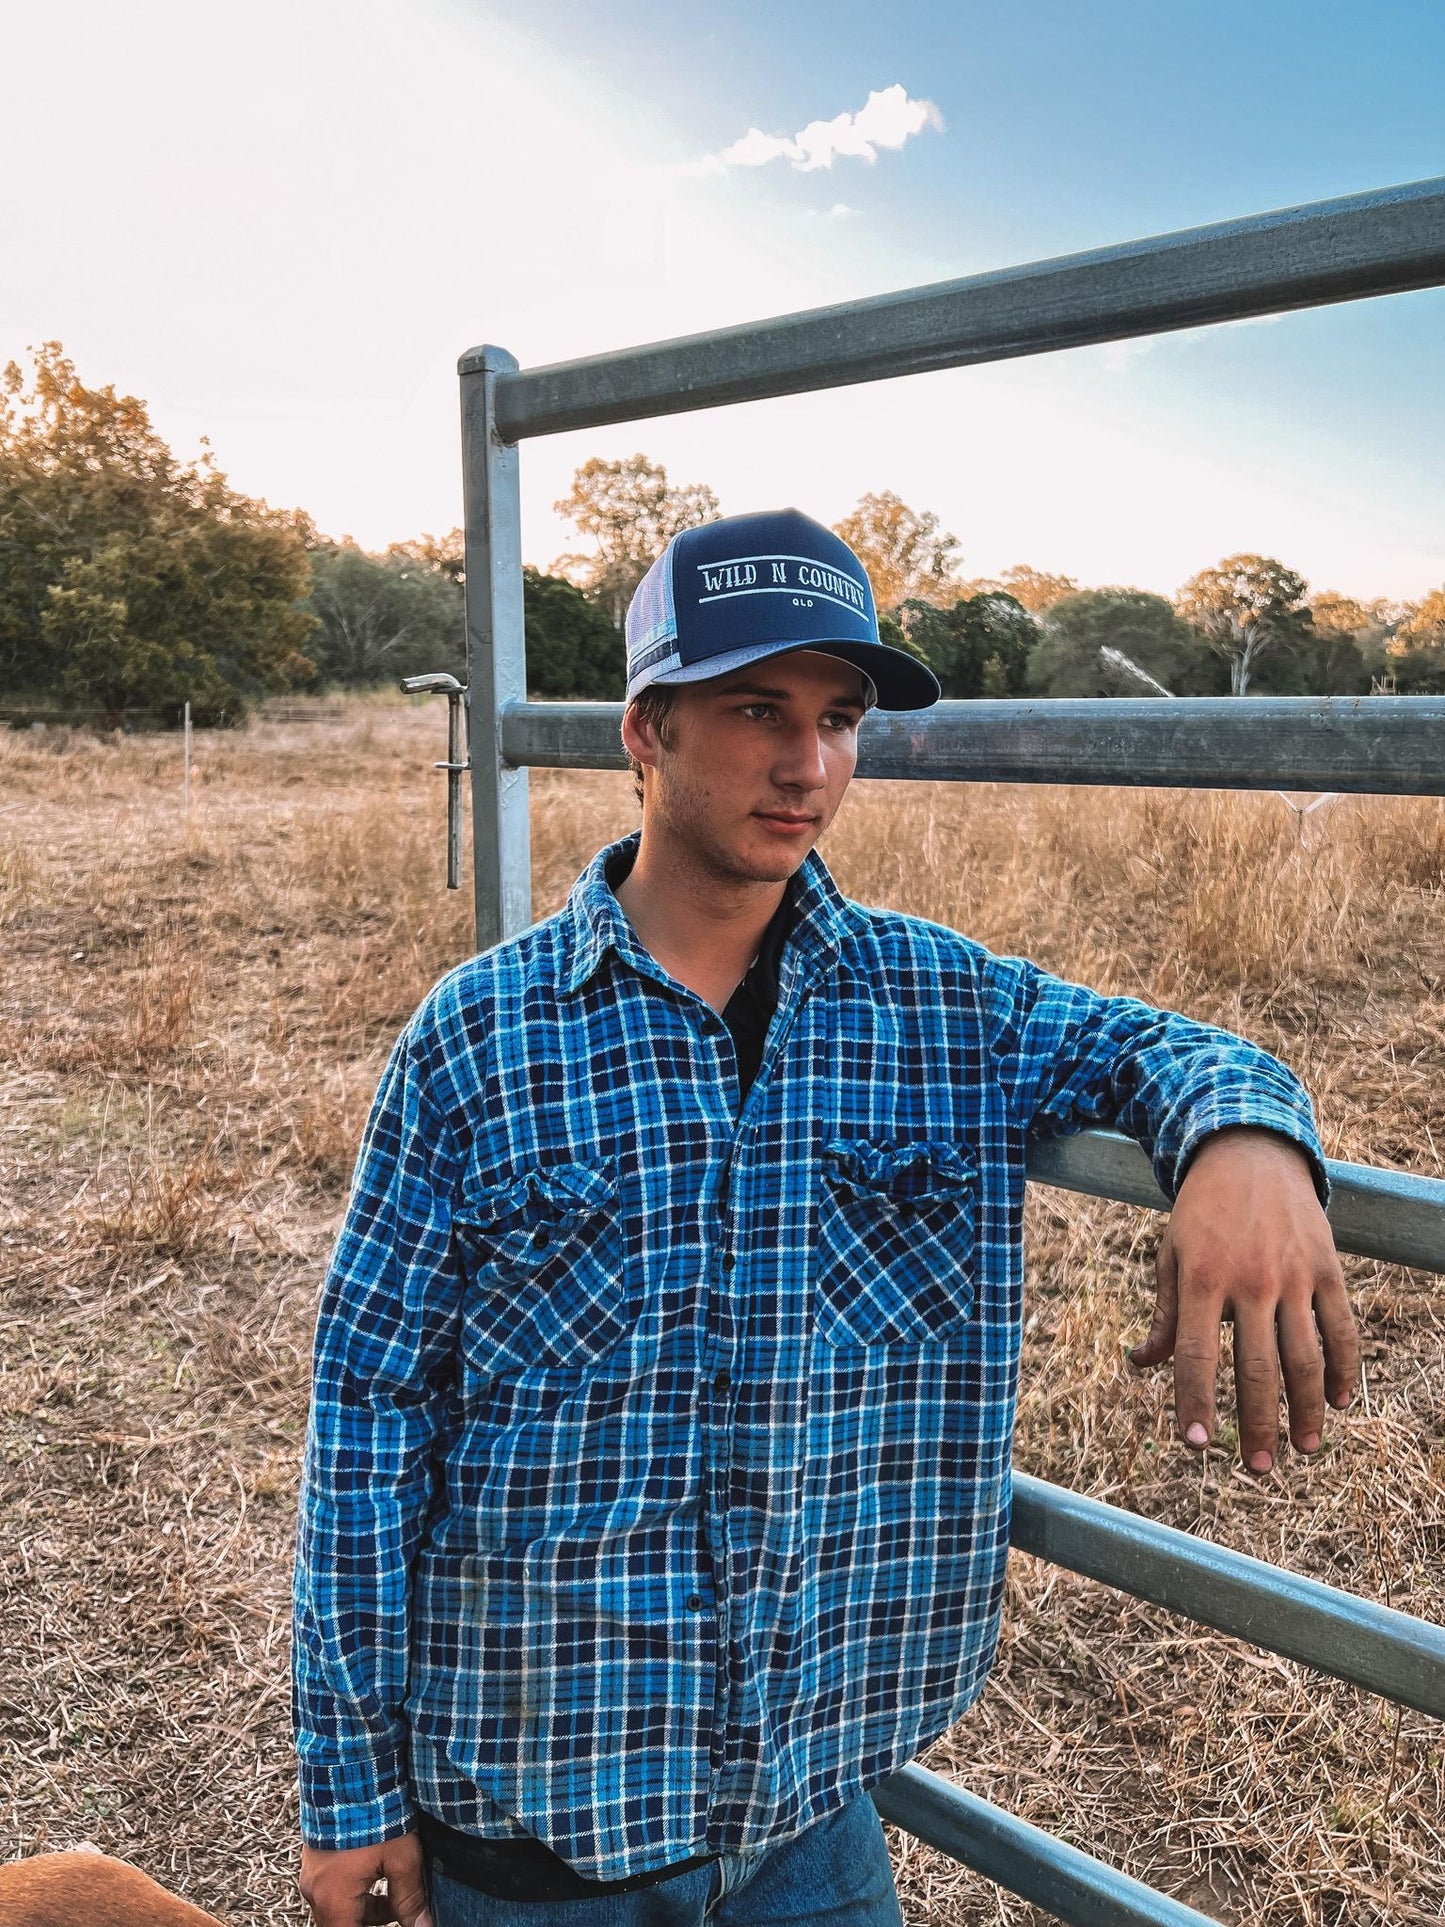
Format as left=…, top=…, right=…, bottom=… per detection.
left=1, top=695, right=1441, bottom=1925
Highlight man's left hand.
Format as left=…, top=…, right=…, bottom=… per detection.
left=1130, top=1127, right=1360, bottom=1471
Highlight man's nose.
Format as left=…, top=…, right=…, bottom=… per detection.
left=771, top=726, right=829, bottom=790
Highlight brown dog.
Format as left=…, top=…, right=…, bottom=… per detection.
left=0, top=1851, right=226, bottom=1926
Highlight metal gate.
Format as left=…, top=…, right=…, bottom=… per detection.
left=429, top=176, right=1445, bottom=1925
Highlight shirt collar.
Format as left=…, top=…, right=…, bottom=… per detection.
left=559, top=829, right=862, bottom=998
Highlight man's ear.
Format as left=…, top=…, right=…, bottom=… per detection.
left=621, top=699, right=662, bottom=773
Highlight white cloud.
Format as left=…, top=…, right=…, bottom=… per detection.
left=701, top=84, right=943, bottom=174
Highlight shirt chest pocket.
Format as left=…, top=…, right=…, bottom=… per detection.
left=814, top=1138, right=978, bottom=1347
left=452, top=1161, right=630, bottom=1374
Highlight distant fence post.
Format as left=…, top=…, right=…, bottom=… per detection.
left=459, top=345, right=530, bottom=952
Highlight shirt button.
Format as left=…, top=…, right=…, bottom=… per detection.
left=713, top=1369, right=731, bottom=1394
left=686, top=1593, right=703, bottom=1613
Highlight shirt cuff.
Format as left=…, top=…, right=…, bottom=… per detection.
left=1164, top=1100, right=1330, bottom=1211
left=298, top=1755, right=417, bottom=1850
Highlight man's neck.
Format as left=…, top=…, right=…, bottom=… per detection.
left=614, top=833, right=789, bottom=1013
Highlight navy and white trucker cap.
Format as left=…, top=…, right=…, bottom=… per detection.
left=624, top=508, right=941, bottom=710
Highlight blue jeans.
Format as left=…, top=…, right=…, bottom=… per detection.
left=424, top=1796, right=904, bottom=1926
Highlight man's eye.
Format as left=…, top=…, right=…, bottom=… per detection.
left=825, top=713, right=858, bottom=732
left=741, top=703, right=774, bottom=720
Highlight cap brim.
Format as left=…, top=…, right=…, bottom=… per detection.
left=630, top=638, right=940, bottom=711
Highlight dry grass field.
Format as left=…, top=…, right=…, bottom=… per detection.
left=1, top=695, right=1442, bottom=1926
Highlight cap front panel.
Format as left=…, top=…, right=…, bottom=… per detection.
left=674, top=519, right=876, bottom=667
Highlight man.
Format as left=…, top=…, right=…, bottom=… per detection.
left=294, top=510, right=1358, bottom=1927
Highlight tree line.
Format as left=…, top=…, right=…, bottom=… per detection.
left=2, top=344, right=1442, bottom=727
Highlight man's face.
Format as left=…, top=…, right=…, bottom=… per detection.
left=625, top=649, right=868, bottom=886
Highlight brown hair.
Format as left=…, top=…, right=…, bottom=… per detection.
left=624, top=685, right=679, bottom=806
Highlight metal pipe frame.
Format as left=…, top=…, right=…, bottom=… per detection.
left=872, top=1763, right=1226, bottom=1927
left=871, top=1462, right=1445, bottom=1926
left=498, top=694, right=1445, bottom=796
left=461, top=175, right=1445, bottom=1927
left=485, top=177, right=1445, bottom=440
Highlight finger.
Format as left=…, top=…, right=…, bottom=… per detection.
left=1130, top=1235, right=1179, bottom=1369
left=1170, top=1270, right=1221, bottom=1449
left=369, top=1885, right=428, bottom=1927
left=379, top=1838, right=431, bottom=1927
left=300, top=1871, right=366, bottom=1927
left=312, top=1885, right=372, bottom=1927
left=1314, top=1266, right=1361, bottom=1411
left=1276, top=1293, right=1326, bottom=1453
left=1231, top=1298, right=1283, bottom=1472
left=361, top=1900, right=429, bottom=1927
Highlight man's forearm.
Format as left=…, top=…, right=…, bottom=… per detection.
left=293, top=1027, right=465, bottom=1850
left=292, top=1401, right=430, bottom=1849
left=983, top=953, right=1328, bottom=1202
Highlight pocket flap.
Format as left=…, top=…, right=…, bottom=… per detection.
left=825, top=1137, right=976, bottom=1199
left=456, top=1159, right=618, bottom=1232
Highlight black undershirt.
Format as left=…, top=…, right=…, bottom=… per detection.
left=719, top=876, right=799, bottom=1104
left=601, top=841, right=800, bottom=1107
left=418, top=872, right=800, bottom=1900
left=417, top=1810, right=715, bottom=1902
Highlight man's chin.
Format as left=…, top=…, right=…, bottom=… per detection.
left=733, top=837, right=817, bottom=884
left=746, top=856, right=809, bottom=884
left=699, top=833, right=815, bottom=887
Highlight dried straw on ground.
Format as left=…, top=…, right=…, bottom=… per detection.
left=1, top=697, right=1441, bottom=1926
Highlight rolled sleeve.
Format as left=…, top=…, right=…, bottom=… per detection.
left=979, top=956, right=1328, bottom=1205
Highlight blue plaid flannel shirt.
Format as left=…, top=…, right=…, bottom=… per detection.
left=293, top=829, right=1324, bottom=1879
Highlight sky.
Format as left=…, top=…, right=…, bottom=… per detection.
left=3, top=0, right=1442, bottom=602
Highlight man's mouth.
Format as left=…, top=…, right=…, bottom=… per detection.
left=753, top=811, right=819, bottom=834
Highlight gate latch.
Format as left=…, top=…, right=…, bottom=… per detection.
left=401, top=673, right=469, bottom=890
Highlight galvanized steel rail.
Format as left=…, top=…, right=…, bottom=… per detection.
left=1029, top=1129, right=1445, bottom=1273
left=500, top=694, right=1445, bottom=795
left=480, top=177, right=1445, bottom=439
left=458, top=173, right=1445, bottom=1927
left=1010, top=1475, right=1445, bottom=1719
left=872, top=1765, right=1227, bottom=1927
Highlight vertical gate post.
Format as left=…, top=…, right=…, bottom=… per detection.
left=459, top=344, right=530, bottom=951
